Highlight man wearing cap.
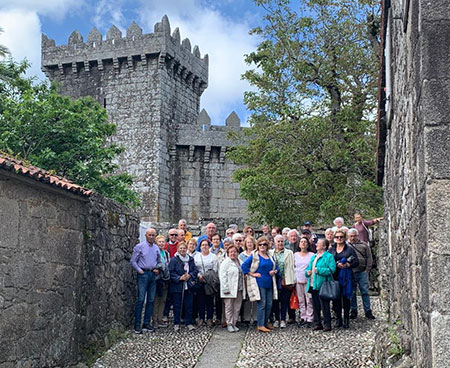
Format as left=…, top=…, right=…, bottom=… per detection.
left=302, top=221, right=318, bottom=244
left=130, top=227, right=162, bottom=334
left=165, top=229, right=179, bottom=258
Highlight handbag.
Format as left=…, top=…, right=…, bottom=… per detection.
left=290, top=289, right=299, bottom=310
left=319, top=279, right=340, bottom=300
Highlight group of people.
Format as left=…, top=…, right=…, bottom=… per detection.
left=130, top=214, right=382, bottom=334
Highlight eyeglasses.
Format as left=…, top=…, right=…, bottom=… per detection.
left=169, top=233, right=177, bottom=236
left=335, top=236, right=344, bottom=239
left=259, top=243, right=268, bottom=246
left=234, top=239, right=242, bottom=242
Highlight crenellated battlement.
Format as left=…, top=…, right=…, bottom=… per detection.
left=41, top=15, right=208, bottom=91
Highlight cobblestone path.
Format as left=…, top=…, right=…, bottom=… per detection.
left=94, top=298, right=384, bottom=368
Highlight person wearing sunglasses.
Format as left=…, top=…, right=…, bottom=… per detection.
left=328, top=230, right=359, bottom=329
left=165, top=229, right=180, bottom=258
left=241, top=236, right=279, bottom=333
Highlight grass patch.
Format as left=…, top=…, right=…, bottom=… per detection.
left=81, top=326, right=131, bottom=367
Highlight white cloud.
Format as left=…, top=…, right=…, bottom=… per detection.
left=134, top=0, right=258, bottom=125
left=93, top=0, right=127, bottom=32
left=0, top=0, right=83, bottom=20
left=0, top=10, right=43, bottom=79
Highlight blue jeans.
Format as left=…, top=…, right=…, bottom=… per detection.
left=134, top=271, right=157, bottom=328
left=257, top=287, right=273, bottom=327
left=351, top=271, right=371, bottom=313
left=172, top=290, right=194, bottom=325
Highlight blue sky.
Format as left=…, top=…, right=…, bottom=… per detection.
left=0, top=0, right=265, bottom=125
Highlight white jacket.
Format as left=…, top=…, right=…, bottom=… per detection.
left=270, top=248, right=296, bottom=286
left=219, top=257, right=246, bottom=299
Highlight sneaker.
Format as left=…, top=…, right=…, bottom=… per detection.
left=174, top=325, right=180, bottom=332
left=350, top=310, right=358, bottom=319
left=265, top=323, right=274, bottom=330
left=158, top=322, right=168, bottom=328
left=233, top=325, right=240, bottom=332
left=162, top=316, right=168, bottom=323
left=227, top=325, right=235, bottom=333
left=142, top=325, right=154, bottom=332
left=280, top=321, right=287, bottom=328
left=197, top=319, right=204, bottom=327
left=273, top=320, right=280, bottom=328
left=134, top=327, right=143, bottom=334
left=206, top=319, right=214, bottom=328
left=187, top=324, right=196, bottom=331
left=366, top=311, right=376, bottom=320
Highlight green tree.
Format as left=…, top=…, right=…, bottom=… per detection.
left=0, top=59, right=140, bottom=207
left=0, top=27, right=9, bottom=58
left=228, top=0, right=383, bottom=227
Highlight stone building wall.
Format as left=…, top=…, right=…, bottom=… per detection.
left=377, top=0, right=450, bottom=366
left=0, top=170, right=139, bottom=367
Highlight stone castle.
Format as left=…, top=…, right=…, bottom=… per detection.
left=41, top=15, right=248, bottom=226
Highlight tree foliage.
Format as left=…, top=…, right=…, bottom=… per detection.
left=0, top=60, right=140, bottom=207
left=228, top=0, right=383, bottom=227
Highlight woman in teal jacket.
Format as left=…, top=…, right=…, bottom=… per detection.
left=305, top=238, right=336, bottom=331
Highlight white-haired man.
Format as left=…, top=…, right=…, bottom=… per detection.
left=347, top=228, right=375, bottom=320
left=178, top=219, right=192, bottom=242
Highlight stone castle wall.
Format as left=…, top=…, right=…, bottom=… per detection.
left=377, top=0, right=450, bottom=367
left=41, top=16, right=249, bottom=226
left=0, top=171, right=139, bottom=367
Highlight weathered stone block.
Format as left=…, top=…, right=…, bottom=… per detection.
left=430, top=312, right=450, bottom=367
left=426, top=180, right=450, bottom=254
left=424, top=127, right=450, bottom=178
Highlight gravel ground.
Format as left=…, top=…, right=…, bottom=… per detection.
left=93, top=326, right=214, bottom=368
left=237, top=297, right=385, bottom=368
left=94, top=297, right=385, bottom=368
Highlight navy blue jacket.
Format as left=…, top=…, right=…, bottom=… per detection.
left=168, top=255, right=199, bottom=293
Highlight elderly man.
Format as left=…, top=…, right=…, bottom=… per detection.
left=347, top=228, right=375, bottom=320
left=178, top=219, right=192, bottom=242
left=130, top=228, right=162, bottom=334
left=177, top=229, right=185, bottom=243
left=196, top=222, right=223, bottom=251
left=285, top=229, right=300, bottom=253
left=354, top=212, right=383, bottom=244
left=165, top=228, right=179, bottom=258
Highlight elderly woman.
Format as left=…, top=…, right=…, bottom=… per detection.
left=271, top=234, right=296, bottom=328
left=239, top=236, right=257, bottom=324
left=194, top=239, right=218, bottom=327
left=152, top=234, right=170, bottom=328
left=168, top=242, right=199, bottom=331
left=243, top=225, right=255, bottom=238
left=294, top=237, right=315, bottom=327
left=210, top=233, right=223, bottom=255
left=305, top=238, right=336, bottom=331
left=325, top=228, right=335, bottom=248
left=331, top=217, right=349, bottom=234
left=242, top=236, right=279, bottom=333
left=328, top=230, right=359, bottom=329
left=219, top=245, right=246, bottom=332
left=187, top=238, right=198, bottom=257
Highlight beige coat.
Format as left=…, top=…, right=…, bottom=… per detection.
left=270, top=248, right=296, bottom=286
left=219, top=257, right=246, bottom=299
left=245, top=250, right=279, bottom=302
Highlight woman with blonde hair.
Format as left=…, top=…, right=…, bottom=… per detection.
left=153, top=234, right=170, bottom=328
left=242, top=236, right=279, bottom=333
left=219, top=245, right=246, bottom=332
left=239, top=236, right=257, bottom=324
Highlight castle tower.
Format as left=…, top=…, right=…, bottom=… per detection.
left=41, top=16, right=208, bottom=222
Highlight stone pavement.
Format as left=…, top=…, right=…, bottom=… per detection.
left=94, top=298, right=384, bottom=368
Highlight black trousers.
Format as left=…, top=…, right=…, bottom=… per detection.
left=333, top=292, right=351, bottom=321
left=311, top=289, right=331, bottom=328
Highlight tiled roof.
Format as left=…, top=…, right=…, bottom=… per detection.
left=0, top=153, right=93, bottom=196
